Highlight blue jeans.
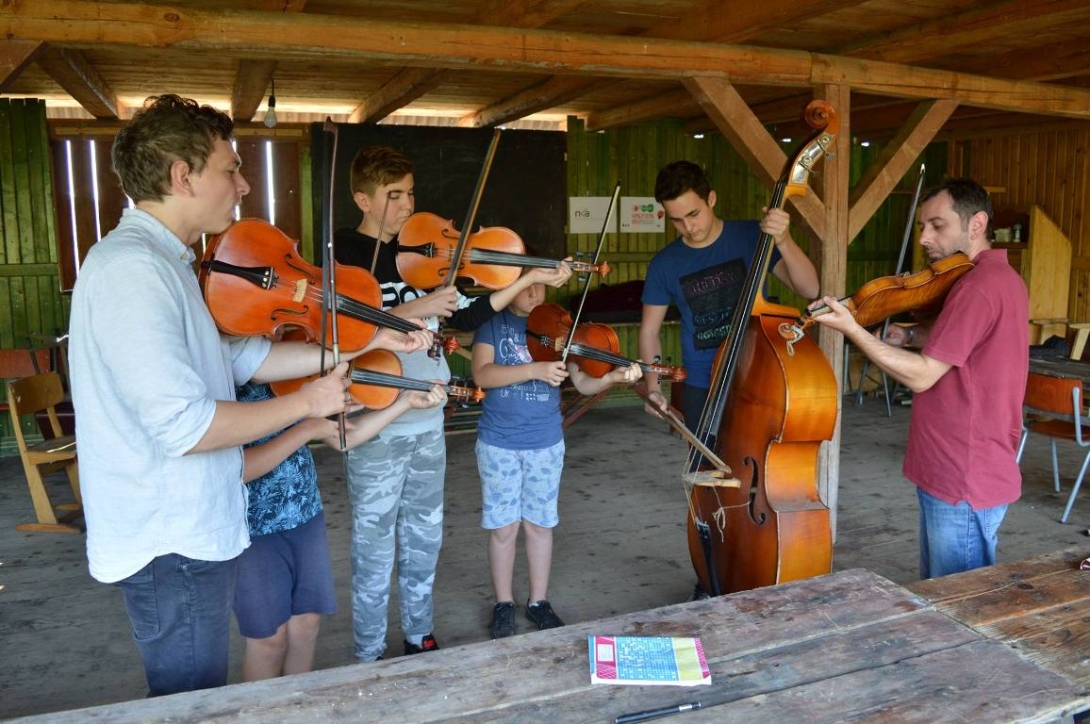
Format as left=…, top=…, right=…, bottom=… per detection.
left=917, top=487, right=1007, bottom=579
left=114, top=553, right=237, bottom=696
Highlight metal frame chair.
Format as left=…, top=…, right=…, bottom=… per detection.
left=1017, top=372, right=1090, bottom=523
left=7, top=371, right=82, bottom=533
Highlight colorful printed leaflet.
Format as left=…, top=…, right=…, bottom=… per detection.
left=589, top=636, right=711, bottom=686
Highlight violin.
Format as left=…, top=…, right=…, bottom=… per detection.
left=396, top=211, right=610, bottom=290
left=199, top=219, right=431, bottom=352
left=789, top=252, right=973, bottom=335
left=525, top=303, right=686, bottom=381
left=271, top=349, right=484, bottom=410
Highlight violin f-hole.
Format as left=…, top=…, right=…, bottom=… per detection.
left=742, top=457, right=766, bottom=526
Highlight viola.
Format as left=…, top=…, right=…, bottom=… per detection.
left=199, top=219, right=427, bottom=352
left=525, top=303, right=686, bottom=381
left=271, top=349, right=484, bottom=410
left=396, top=211, right=610, bottom=290
left=793, top=252, right=973, bottom=332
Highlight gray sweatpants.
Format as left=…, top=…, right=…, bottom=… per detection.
left=345, top=428, right=445, bottom=661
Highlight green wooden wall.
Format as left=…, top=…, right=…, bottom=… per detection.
left=0, top=99, right=68, bottom=349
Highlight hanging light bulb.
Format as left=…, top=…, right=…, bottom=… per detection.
left=264, top=79, right=278, bottom=129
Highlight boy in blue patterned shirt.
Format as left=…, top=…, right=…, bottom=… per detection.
left=234, top=382, right=444, bottom=680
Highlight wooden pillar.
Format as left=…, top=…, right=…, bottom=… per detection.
left=815, top=83, right=850, bottom=541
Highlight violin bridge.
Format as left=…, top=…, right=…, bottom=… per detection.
left=684, top=471, right=741, bottom=489
left=292, top=279, right=307, bottom=303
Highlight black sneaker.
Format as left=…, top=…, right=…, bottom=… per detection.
left=404, top=634, right=440, bottom=655
left=525, top=599, right=564, bottom=630
left=489, top=601, right=517, bottom=639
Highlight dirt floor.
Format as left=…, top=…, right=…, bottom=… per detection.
left=2, top=396, right=1088, bottom=720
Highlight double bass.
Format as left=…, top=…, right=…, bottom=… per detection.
left=686, top=101, right=840, bottom=596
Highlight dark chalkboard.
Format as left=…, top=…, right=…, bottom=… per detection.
left=310, top=125, right=566, bottom=261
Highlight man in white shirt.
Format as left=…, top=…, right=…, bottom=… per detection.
left=68, top=95, right=426, bottom=696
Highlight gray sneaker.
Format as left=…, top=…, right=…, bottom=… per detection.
left=525, top=599, right=564, bottom=630
left=489, top=601, right=517, bottom=639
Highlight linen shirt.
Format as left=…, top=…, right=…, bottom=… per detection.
left=903, top=248, right=1029, bottom=509
left=69, top=208, right=270, bottom=583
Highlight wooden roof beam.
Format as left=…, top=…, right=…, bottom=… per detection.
left=34, top=45, right=118, bottom=119
left=231, top=59, right=277, bottom=122
left=656, top=0, right=869, bottom=43
left=347, top=67, right=448, bottom=124
left=0, top=39, right=43, bottom=92
left=585, top=87, right=695, bottom=131
left=458, top=76, right=607, bottom=128
left=944, top=37, right=1090, bottom=83
left=847, top=99, right=958, bottom=242
left=837, top=0, right=1090, bottom=65
left=8, top=1, right=1090, bottom=119
left=477, top=0, right=588, bottom=28
left=230, top=0, right=305, bottom=121
left=683, top=76, right=826, bottom=240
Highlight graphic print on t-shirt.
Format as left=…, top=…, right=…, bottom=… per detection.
left=681, top=258, right=748, bottom=350
left=497, top=321, right=552, bottom=402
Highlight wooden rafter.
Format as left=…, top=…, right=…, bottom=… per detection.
left=656, top=0, right=869, bottom=43
left=837, top=0, right=1090, bottom=65
left=232, top=59, right=277, bottom=122
left=682, top=76, right=826, bottom=241
left=8, top=1, right=1090, bottom=119
left=0, top=39, right=43, bottom=93
left=34, top=45, right=118, bottom=118
left=476, top=0, right=587, bottom=28
left=848, top=99, right=959, bottom=242
left=458, top=76, right=607, bottom=128
left=585, top=88, right=695, bottom=131
left=347, top=67, right=448, bottom=124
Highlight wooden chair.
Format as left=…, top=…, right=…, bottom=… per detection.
left=7, top=371, right=82, bottom=533
left=1017, top=372, right=1090, bottom=523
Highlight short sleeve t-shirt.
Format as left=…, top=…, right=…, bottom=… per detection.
left=473, top=310, right=562, bottom=450
left=641, top=221, right=779, bottom=388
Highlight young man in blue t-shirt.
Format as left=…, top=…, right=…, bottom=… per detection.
left=639, top=160, right=820, bottom=430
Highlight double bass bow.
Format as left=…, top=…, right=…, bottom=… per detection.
left=686, top=101, right=840, bottom=597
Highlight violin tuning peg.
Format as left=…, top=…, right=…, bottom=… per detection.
left=575, top=251, right=585, bottom=261
left=653, top=355, right=662, bottom=364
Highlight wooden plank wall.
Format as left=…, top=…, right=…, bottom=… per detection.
left=957, top=128, right=1090, bottom=322
left=0, top=99, right=68, bottom=350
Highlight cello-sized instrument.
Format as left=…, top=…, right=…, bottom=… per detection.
left=199, top=219, right=428, bottom=351
left=687, top=101, right=840, bottom=597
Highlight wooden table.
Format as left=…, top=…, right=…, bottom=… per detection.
left=19, top=556, right=1090, bottom=724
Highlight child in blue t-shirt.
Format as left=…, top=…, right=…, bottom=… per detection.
left=471, top=279, right=641, bottom=639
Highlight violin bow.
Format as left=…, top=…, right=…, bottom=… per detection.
left=560, top=182, right=621, bottom=365
left=444, top=129, right=502, bottom=289
left=321, top=117, right=347, bottom=451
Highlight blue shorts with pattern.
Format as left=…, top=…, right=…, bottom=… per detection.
left=476, top=439, right=565, bottom=529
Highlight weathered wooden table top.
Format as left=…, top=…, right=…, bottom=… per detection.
left=16, top=560, right=1090, bottom=724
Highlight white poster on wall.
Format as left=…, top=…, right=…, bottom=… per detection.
left=620, top=197, right=665, bottom=233
left=568, top=197, right=618, bottom=234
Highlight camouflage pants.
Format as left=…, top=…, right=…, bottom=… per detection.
left=345, top=428, right=445, bottom=661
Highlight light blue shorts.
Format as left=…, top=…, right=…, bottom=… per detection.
left=476, top=439, right=565, bottom=529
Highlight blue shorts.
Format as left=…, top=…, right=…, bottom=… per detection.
left=233, top=511, right=337, bottom=639
left=476, top=439, right=565, bottom=529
